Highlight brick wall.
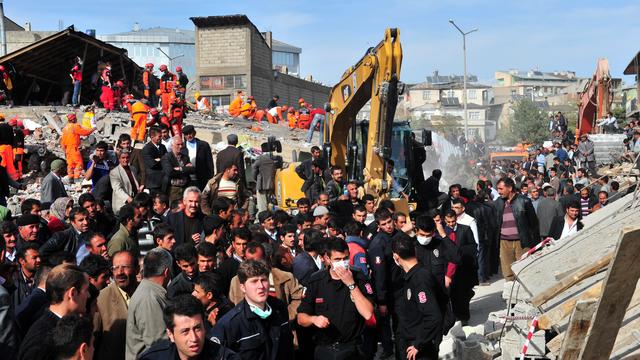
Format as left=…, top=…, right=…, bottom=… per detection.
left=197, top=27, right=247, bottom=67
left=251, top=31, right=271, bottom=71
left=251, top=72, right=329, bottom=109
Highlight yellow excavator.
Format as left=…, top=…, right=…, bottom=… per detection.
left=275, top=28, right=427, bottom=211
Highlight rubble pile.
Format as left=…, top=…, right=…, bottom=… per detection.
left=3, top=106, right=317, bottom=213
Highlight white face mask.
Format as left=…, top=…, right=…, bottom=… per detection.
left=417, top=235, right=433, bottom=246
left=332, top=260, right=350, bottom=270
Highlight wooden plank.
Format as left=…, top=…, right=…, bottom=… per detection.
left=530, top=253, right=612, bottom=307
left=579, top=227, right=640, bottom=360
left=538, top=281, right=603, bottom=330
left=558, top=299, right=598, bottom=360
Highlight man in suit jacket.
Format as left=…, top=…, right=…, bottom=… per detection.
left=15, top=265, right=50, bottom=338
left=443, top=210, right=478, bottom=324
left=110, top=150, right=142, bottom=215
left=41, top=159, right=67, bottom=203
left=166, top=187, right=204, bottom=247
left=161, top=136, right=195, bottom=202
left=0, top=237, right=18, bottom=359
left=183, top=125, right=214, bottom=191
left=216, top=133, right=245, bottom=185
left=19, top=264, right=90, bottom=360
left=39, top=207, right=91, bottom=260
left=548, top=200, right=583, bottom=241
left=252, top=152, right=278, bottom=213
left=141, top=127, right=167, bottom=194
left=94, top=251, right=139, bottom=360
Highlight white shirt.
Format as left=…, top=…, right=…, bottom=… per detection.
left=560, top=216, right=579, bottom=240
left=457, top=212, right=479, bottom=247
left=5, top=248, right=16, bottom=262
left=186, top=140, right=197, bottom=180
left=312, top=254, right=323, bottom=270
left=162, top=137, right=173, bottom=151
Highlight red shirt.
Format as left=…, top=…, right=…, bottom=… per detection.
left=71, top=65, right=82, bottom=82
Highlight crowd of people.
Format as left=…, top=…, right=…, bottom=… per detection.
left=0, top=59, right=637, bottom=360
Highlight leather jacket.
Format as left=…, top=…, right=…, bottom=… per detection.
left=494, top=193, right=540, bottom=249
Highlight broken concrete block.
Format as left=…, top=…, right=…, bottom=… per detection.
left=447, top=321, right=467, bottom=340
left=438, top=335, right=462, bottom=359
left=462, top=324, right=486, bottom=338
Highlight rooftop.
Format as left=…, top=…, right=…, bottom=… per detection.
left=425, top=71, right=477, bottom=84
left=496, top=69, right=578, bottom=81
left=98, top=25, right=195, bottom=44
left=410, top=81, right=491, bottom=90
left=270, top=38, right=301, bottom=54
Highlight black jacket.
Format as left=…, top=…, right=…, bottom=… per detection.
left=11, top=269, right=35, bottom=312
left=548, top=215, right=583, bottom=240
left=190, top=139, right=215, bottom=191
left=140, top=338, right=238, bottom=360
left=166, top=210, right=204, bottom=247
left=211, top=297, right=293, bottom=360
left=449, top=224, right=478, bottom=288
left=167, top=272, right=198, bottom=299
left=39, top=227, right=83, bottom=258
left=291, top=252, right=319, bottom=287
left=141, top=141, right=167, bottom=190
left=161, top=151, right=195, bottom=192
left=494, top=194, right=541, bottom=249
left=18, top=310, right=59, bottom=360
left=217, top=257, right=241, bottom=298
left=216, top=146, right=245, bottom=182
left=14, top=287, right=47, bottom=338
left=368, top=231, right=404, bottom=305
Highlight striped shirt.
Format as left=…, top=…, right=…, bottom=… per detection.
left=501, top=199, right=519, bottom=240
left=218, top=178, right=238, bottom=201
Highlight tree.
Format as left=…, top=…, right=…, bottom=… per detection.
left=504, top=98, right=549, bottom=145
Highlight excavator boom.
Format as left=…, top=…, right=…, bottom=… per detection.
left=577, top=58, right=613, bottom=137
left=324, top=28, right=403, bottom=188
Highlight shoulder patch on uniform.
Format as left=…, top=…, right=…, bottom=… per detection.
left=418, top=291, right=427, bottom=303
left=315, top=298, right=324, bottom=304
left=375, top=256, right=381, bottom=265
left=359, top=256, right=367, bottom=264
left=364, top=283, right=373, bottom=295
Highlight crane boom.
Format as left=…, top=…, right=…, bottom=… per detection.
left=323, top=28, right=403, bottom=189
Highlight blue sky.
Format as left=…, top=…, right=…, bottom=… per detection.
left=7, top=0, right=640, bottom=86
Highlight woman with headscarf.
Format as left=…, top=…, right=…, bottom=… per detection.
left=48, top=197, right=73, bottom=234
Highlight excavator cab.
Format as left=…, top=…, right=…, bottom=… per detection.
left=347, top=120, right=418, bottom=197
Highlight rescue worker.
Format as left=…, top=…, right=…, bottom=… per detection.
left=130, top=99, right=151, bottom=143
left=266, top=105, right=285, bottom=124
left=159, top=64, right=177, bottom=113
left=168, top=89, right=186, bottom=137
left=113, top=80, right=125, bottom=110
left=415, top=214, right=457, bottom=335
left=69, top=57, right=82, bottom=107
left=142, top=63, right=157, bottom=105
left=146, top=107, right=171, bottom=130
left=194, top=92, right=212, bottom=113
left=99, top=64, right=115, bottom=112
left=228, top=90, right=244, bottom=117
left=240, top=96, right=262, bottom=121
left=9, top=117, right=28, bottom=179
left=392, top=232, right=443, bottom=359
left=297, top=237, right=375, bottom=359
left=175, top=66, right=189, bottom=88
left=61, top=113, right=94, bottom=180
left=286, top=107, right=297, bottom=129
left=297, top=98, right=312, bottom=129
left=0, top=114, right=17, bottom=181
left=81, top=105, right=96, bottom=130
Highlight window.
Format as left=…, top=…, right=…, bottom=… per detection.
left=200, top=75, right=247, bottom=90
left=447, top=89, right=455, bottom=98
left=469, top=111, right=480, bottom=120
left=468, top=89, right=477, bottom=100
left=423, top=90, right=431, bottom=100
left=209, top=95, right=231, bottom=107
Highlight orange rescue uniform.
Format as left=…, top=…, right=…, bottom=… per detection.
left=130, top=101, right=150, bottom=142
left=228, top=95, right=243, bottom=117
left=61, top=123, right=93, bottom=179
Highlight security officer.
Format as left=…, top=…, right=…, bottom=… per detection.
left=414, top=214, right=458, bottom=333
left=211, top=260, right=294, bottom=360
left=297, top=237, right=375, bottom=360
left=392, top=232, right=443, bottom=360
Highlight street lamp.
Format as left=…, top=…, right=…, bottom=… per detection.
left=449, top=19, right=477, bottom=143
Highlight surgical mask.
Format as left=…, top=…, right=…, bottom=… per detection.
left=249, top=303, right=272, bottom=319
left=332, top=260, right=350, bottom=270
left=417, top=236, right=433, bottom=246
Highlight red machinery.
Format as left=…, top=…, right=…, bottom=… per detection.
left=577, top=58, right=613, bottom=137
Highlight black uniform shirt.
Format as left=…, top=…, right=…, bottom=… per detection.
left=297, top=269, right=374, bottom=345
left=397, top=263, right=443, bottom=352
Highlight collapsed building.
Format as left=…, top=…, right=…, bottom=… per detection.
left=0, top=26, right=147, bottom=105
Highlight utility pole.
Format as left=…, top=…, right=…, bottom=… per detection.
left=0, top=1, right=6, bottom=56
left=156, top=47, right=184, bottom=71
left=449, top=19, right=477, bottom=142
